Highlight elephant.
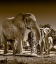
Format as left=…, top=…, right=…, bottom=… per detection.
left=1, top=13, right=40, bottom=55
left=40, top=27, right=51, bottom=54
left=48, top=35, right=53, bottom=52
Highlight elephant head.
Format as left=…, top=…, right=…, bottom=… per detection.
left=14, top=13, right=41, bottom=42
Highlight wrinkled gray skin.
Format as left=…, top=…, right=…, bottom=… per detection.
left=2, top=13, right=40, bottom=54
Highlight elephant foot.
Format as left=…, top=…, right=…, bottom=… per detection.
left=14, top=52, right=23, bottom=56
left=13, top=50, right=23, bottom=55
left=31, top=51, right=33, bottom=54
left=13, top=51, right=17, bottom=55
left=37, top=50, right=41, bottom=55
left=17, top=51, right=23, bottom=55
left=13, top=52, right=16, bottom=55
left=44, top=52, right=49, bottom=55
left=3, top=52, right=8, bottom=56
left=4, top=51, right=8, bottom=54
left=40, top=52, right=43, bottom=55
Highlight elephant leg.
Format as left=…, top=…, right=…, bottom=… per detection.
left=4, top=40, right=7, bottom=54
left=31, top=42, right=36, bottom=54
left=2, top=32, right=8, bottom=54
left=31, top=45, right=33, bottom=54
left=45, top=37, right=49, bottom=54
left=36, top=43, right=40, bottom=54
left=40, top=40, right=44, bottom=54
left=44, top=40, right=47, bottom=54
left=33, top=43, right=36, bottom=53
left=47, top=41, right=50, bottom=54
left=31, top=44, right=33, bottom=54
left=10, top=40, right=16, bottom=55
left=16, top=39, right=23, bottom=54
left=4, top=39, right=7, bottom=54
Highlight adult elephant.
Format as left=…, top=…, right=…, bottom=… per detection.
left=2, top=13, right=40, bottom=54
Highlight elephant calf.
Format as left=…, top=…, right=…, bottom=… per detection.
left=40, top=28, right=52, bottom=55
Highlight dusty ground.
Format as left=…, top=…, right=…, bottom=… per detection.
left=0, top=46, right=56, bottom=64
left=0, top=51, right=56, bottom=64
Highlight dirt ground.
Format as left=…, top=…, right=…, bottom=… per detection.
left=0, top=46, right=56, bottom=64
left=0, top=50, right=56, bottom=64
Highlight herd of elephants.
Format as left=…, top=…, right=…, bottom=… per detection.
left=1, top=13, right=53, bottom=55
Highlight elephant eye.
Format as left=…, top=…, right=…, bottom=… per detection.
left=26, top=19, right=31, bottom=24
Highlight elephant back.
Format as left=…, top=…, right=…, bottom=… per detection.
left=2, top=18, right=22, bottom=39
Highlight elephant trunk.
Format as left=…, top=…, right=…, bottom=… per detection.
left=33, top=22, right=41, bottom=43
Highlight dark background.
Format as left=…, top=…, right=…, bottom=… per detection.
left=0, top=0, right=56, bottom=31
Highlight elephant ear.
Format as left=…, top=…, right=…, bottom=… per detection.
left=15, top=13, right=36, bottom=22
left=14, top=13, right=36, bottom=22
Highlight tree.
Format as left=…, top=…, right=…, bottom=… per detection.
left=39, top=24, right=51, bottom=28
